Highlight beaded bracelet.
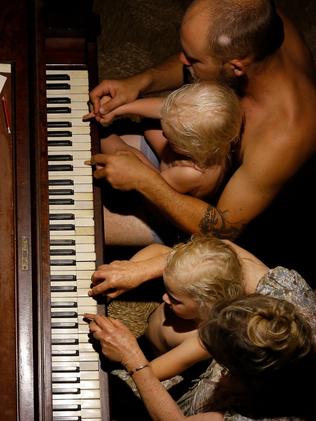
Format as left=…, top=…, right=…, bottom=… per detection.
left=127, top=363, right=150, bottom=376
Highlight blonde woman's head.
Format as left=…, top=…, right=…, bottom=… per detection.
left=163, top=235, right=244, bottom=319
left=160, top=81, right=242, bottom=168
left=199, top=294, right=313, bottom=375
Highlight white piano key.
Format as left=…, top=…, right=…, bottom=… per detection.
left=47, top=106, right=88, bottom=116
left=49, top=184, right=93, bottom=193
left=48, top=143, right=91, bottom=152
left=52, top=360, right=99, bottom=371
left=49, top=201, right=94, bottom=210
left=50, top=269, right=94, bottom=278
left=50, top=218, right=95, bottom=227
left=47, top=85, right=88, bottom=95
left=47, top=123, right=90, bottom=134
left=53, top=389, right=100, bottom=401
left=48, top=168, right=92, bottom=176
left=50, top=243, right=95, bottom=253
left=50, top=253, right=96, bottom=262
left=47, top=92, right=89, bottom=102
left=52, top=409, right=101, bottom=418
left=53, top=398, right=101, bottom=408
left=50, top=209, right=94, bottom=218
left=47, top=102, right=89, bottom=112
left=48, top=116, right=90, bottom=126
left=48, top=134, right=91, bottom=142
left=48, top=160, right=90, bottom=169
left=49, top=150, right=92, bottom=160
left=49, top=176, right=93, bottom=185
left=49, top=192, right=93, bottom=201
left=46, top=69, right=89, bottom=79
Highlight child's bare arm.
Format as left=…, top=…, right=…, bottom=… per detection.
left=149, top=333, right=211, bottom=381
left=105, top=97, right=164, bottom=122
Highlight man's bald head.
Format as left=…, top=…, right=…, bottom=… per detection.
left=183, top=0, right=284, bottom=62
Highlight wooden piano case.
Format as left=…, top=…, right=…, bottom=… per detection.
left=0, top=0, right=109, bottom=419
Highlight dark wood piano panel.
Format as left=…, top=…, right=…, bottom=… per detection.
left=0, top=0, right=108, bottom=419
left=0, top=0, right=47, bottom=420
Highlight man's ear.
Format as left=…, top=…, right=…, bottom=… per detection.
left=228, top=58, right=252, bottom=76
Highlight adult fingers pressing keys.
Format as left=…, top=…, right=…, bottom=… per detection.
left=88, top=260, right=147, bottom=299
left=87, top=151, right=154, bottom=191
left=88, top=77, right=143, bottom=122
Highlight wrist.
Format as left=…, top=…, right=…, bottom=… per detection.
left=122, top=350, right=148, bottom=373
left=131, top=71, right=153, bottom=96
left=127, top=363, right=150, bottom=376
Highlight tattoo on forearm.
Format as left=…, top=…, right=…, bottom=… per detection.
left=199, top=205, right=242, bottom=240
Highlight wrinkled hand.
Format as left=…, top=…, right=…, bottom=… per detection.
left=86, top=314, right=146, bottom=368
left=86, top=151, right=154, bottom=191
left=89, top=260, right=147, bottom=299
left=83, top=77, right=142, bottom=125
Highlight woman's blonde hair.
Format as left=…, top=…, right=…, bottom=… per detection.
left=164, top=235, right=244, bottom=319
left=199, top=294, right=313, bottom=374
left=160, top=81, right=242, bottom=168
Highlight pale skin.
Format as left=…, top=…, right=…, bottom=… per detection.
left=85, top=1, right=316, bottom=240
left=142, top=272, right=211, bottom=380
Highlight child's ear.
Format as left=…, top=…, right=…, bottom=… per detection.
left=228, top=58, right=252, bottom=77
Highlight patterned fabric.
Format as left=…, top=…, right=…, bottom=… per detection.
left=177, top=266, right=316, bottom=421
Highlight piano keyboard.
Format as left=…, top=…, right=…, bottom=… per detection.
left=47, top=68, right=103, bottom=421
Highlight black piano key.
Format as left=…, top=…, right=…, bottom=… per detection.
left=51, top=301, right=77, bottom=308
left=48, top=140, right=72, bottom=147
left=52, top=389, right=80, bottom=397
left=48, top=164, right=73, bottom=171
left=51, top=285, right=77, bottom=293
left=50, top=259, right=76, bottom=266
left=52, top=376, right=80, bottom=383
left=51, top=322, right=78, bottom=328
left=52, top=365, right=80, bottom=373
left=48, top=154, right=73, bottom=161
left=49, top=213, right=75, bottom=220
left=50, top=274, right=76, bottom=281
left=53, top=404, right=81, bottom=411
left=49, top=179, right=74, bottom=186
left=47, top=121, right=72, bottom=128
left=48, top=130, right=72, bottom=137
left=49, top=199, right=74, bottom=206
left=52, top=338, right=79, bottom=345
left=47, top=97, right=71, bottom=104
left=50, top=239, right=75, bottom=246
left=46, top=74, right=70, bottom=81
left=47, top=107, right=71, bottom=114
left=52, top=350, right=79, bottom=357
left=49, top=189, right=74, bottom=196
left=47, top=83, right=71, bottom=90
left=50, top=249, right=75, bottom=256
left=49, top=224, right=75, bottom=231
left=51, top=310, right=77, bottom=317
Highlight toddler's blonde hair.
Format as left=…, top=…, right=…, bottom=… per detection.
left=164, top=235, right=244, bottom=319
left=160, top=81, right=242, bottom=168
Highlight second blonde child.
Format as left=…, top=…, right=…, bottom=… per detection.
left=144, top=234, right=244, bottom=380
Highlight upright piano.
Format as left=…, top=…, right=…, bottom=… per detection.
left=0, top=0, right=110, bottom=419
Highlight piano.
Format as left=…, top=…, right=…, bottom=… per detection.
left=0, top=0, right=110, bottom=420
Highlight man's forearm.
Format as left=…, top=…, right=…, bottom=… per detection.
left=140, top=54, right=184, bottom=95
left=138, top=173, right=242, bottom=239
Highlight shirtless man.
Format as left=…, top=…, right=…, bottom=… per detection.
left=88, top=0, right=316, bottom=279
